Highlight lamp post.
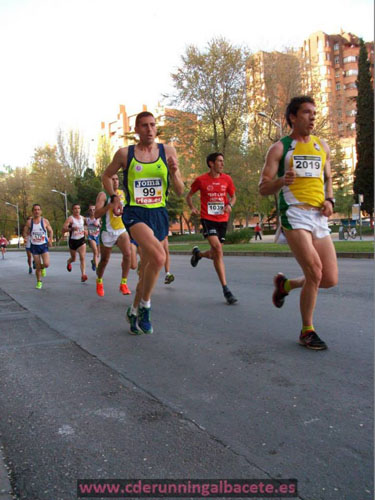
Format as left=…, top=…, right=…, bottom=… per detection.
left=5, top=202, right=20, bottom=248
left=257, top=111, right=282, bottom=137
left=52, top=190, right=68, bottom=245
left=51, top=190, right=68, bottom=220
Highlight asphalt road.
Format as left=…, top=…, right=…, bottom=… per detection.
left=0, top=251, right=373, bottom=500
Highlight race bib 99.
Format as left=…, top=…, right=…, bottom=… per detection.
left=293, top=155, right=322, bottom=178
left=134, top=178, right=163, bottom=205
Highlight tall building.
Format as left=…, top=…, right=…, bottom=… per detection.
left=300, top=30, right=374, bottom=139
left=300, top=30, right=374, bottom=185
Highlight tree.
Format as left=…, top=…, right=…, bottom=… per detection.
left=73, top=168, right=102, bottom=213
left=170, top=37, right=249, bottom=156
left=95, top=135, right=114, bottom=176
left=331, top=140, right=352, bottom=217
left=353, top=39, right=374, bottom=217
left=57, top=129, right=89, bottom=178
left=30, top=145, right=74, bottom=240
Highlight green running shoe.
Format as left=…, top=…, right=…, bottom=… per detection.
left=41, top=268, right=47, bottom=277
left=126, top=307, right=142, bottom=335
left=137, top=306, right=153, bottom=334
left=35, top=281, right=43, bottom=290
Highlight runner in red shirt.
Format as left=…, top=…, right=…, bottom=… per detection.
left=0, top=235, right=8, bottom=259
left=186, top=152, right=237, bottom=304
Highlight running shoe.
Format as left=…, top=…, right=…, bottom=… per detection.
left=67, top=261, right=72, bottom=272
left=96, top=281, right=104, bottom=297
left=126, top=307, right=142, bottom=335
left=224, top=289, right=238, bottom=305
left=35, top=281, right=43, bottom=290
left=32, top=261, right=36, bottom=269
left=137, top=306, right=153, bottom=334
left=81, top=274, right=88, bottom=282
left=190, top=246, right=201, bottom=267
left=299, top=330, right=327, bottom=350
left=272, top=273, right=289, bottom=308
left=41, top=268, right=46, bottom=277
left=164, top=273, right=175, bottom=285
left=28, top=266, right=32, bottom=274
left=91, top=259, right=96, bottom=271
left=119, top=282, right=131, bottom=295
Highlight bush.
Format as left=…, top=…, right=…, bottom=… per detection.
left=225, top=228, right=253, bottom=244
left=169, top=233, right=204, bottom=242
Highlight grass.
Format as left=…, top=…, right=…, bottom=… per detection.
left=169, top=240, right=374, bottom=254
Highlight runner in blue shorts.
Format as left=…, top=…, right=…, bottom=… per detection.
left=23, top=204, right=53, bottom=289
left=102, top=111, right=184, bottom=335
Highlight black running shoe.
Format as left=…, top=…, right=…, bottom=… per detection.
left=224, top=289, right=238, bottom=305
left=190, top=246, right=201, bottom=267
left=272, top=273, right=289, bottom=308
left=299, top=330, right=327, bottom=350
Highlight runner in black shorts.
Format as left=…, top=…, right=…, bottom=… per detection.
left=186, top=152, right=237, bottom=304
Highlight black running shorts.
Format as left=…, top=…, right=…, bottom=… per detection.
left=201, top=219, right=228, bottom=243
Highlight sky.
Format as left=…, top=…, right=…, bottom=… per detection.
left=0, top=0, right=373, bottom=169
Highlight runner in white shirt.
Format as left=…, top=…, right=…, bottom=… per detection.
left=22, top=204, right=53, bottom=289
left=62, top=203, right=88, bottom=282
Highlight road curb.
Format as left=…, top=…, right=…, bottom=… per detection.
left=169, top=251, right=373, bottom=259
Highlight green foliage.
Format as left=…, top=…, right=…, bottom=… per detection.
left=354, top=40, right=374, bottom=216
left=331, top=139, right=353, bottom=217
left=73, top=168, right=102, bottom=213
left=95, top=135, right=114, bottom=176
left=170, top=37, right=249, bottom=156
left=224, top=227, right=253, bottom=244
left=57, top=128, right=89, bottom=178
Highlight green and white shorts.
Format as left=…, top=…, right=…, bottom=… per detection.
left=281, top=205, right=330, bottom=240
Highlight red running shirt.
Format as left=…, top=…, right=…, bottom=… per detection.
left=190, top=173, right=235, bottom=222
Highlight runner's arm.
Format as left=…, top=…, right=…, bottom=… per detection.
left=224, top=192, right=236, bottom=214
left=258, top=141, right=294, bottom=195
left=22, top=221, right=31, bottom=241
left=165, top=145, right=184, bottom=196
left=102, top=148, right=128, bottom=215
left=321, top=139, right=334, bottom=217
left=44, top=219, right=54, bottom=245
left=186, top=189, right=200, bottom=216
left=62, top=216, right=72, bottom=234
left=94, top=192, right=110, bottom=219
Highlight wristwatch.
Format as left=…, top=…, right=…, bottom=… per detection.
left=325, top=197, right=335, bottom=208
left=110, top=194, right=118, bottom=203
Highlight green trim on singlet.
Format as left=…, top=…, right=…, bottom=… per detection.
left=278, top=136, right=293, bottom=214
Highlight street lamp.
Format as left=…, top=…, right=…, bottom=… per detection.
left=5, top=202, right=20, bottom=248
left=257, top=111, right=282, bottom=137
left=51, top=189, right=68, bottom=220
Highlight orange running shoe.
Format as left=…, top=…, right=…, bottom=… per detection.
left=119, top=282, right=131, bottom=295
left=96, top=281, right=104, bottom=297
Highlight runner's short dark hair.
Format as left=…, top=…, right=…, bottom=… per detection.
left=32, top=203, right=41, bottom=210
left=206, top=152, right=224, bottom=168
left=285, top=96, right=315, bottom=127
left=135, top=111, right=155, bottom=127
left=72, top=203, right=80, bottom=209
